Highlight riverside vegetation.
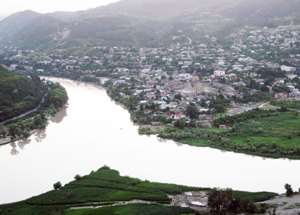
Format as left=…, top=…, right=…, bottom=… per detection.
left=0, top=166, right=276, bottom=215
left=0, top=66, right=68, bottom=143
left=139, top=107, right=300, bottom=159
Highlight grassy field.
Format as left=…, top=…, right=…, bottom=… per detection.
left=0, top=166, right=276, bottom=215
left=0, top=166, right=201, bottom=215
left=154, top=111, right=300, bottom=159
left=229, top=112, right=300, bottom=148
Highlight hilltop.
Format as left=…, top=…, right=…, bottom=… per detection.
left=0, top=166, right=276, bottom=215
left=1, top=0, right=300, bottom=49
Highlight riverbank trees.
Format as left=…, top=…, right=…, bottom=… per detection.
left=0, top=68, right=48, bottom=122
left=0, top=82, right=68, bottom=142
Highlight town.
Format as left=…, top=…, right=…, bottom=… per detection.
left=1, top=25, right=300, bottom=129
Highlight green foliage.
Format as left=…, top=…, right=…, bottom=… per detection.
left=174, top=93, right=182, bottom=100
left=185, top=103, right=198, bottom=119
left=208, top=188, right=233, bottom=213
left=270, top=100, right=300, bottom=110
left=213, top=108, right=276, bottom=127
left=0, top=69, right=47, bottom=121
left=42, top=82, right=68, bottom=109
left=284, top=183, right=293, bottom=197
left=53, top=181, right=62, bottom=190
left=0, top=167, right=276, bottom=215
left=0, top=167, right=206, bottom=215
left=64, top=204, right=194, bottom=215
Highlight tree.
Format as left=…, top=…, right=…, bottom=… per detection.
left=174, top=118, right=186, bottom=129
left=185, top=103, right=199, bottom=119
left=174, top=93, right=182, bottom=100
left=74, top=174, right=83, bottom=180
left=208, top=188, right=233, bottom=214
left=53, top=181, right=62, bottom=190
left=284, top=183, right=293, bottom=197
left=200, top=99, right=207, bottom=107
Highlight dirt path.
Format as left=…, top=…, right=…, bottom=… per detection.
left=260, top=194, right=300, bottom=215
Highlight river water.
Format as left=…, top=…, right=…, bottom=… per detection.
left=0, top=77, right=299, bottom=204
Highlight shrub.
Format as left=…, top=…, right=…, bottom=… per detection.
left=284, top=183, right=293, bottom=197
left=74, top=174, right=83, bottom=180
left=53, top=181, right=62, bottom=190
left=66, top=191, right=74, bottom=199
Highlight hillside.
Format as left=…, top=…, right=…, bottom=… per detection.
left=0, top=166, right=276, bottom=215
left=0, top=10, right=40, bottom=37
left=0, top=66, right=47, bottom=122
left=1, top=0, right=300, bottom=49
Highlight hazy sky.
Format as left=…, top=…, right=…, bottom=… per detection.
left=1, top=0, right=120, bottom=17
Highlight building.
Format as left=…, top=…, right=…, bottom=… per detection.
left=214, top=70, right=226, bottom=76
left=281, top=65, right=296, bottom=72
left=109, top=48, right=114, bottom=55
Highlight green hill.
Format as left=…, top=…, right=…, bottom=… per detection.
left=0, top=166, right=276, bottom=215
left=0, top=66, right=48, bottom=122
left=0, top=10, right=40, bottom=37
left=1, top=0, right=300, bottom=48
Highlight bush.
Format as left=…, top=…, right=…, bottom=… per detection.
left=66, top=191, right=74, bottom=199
left=53, top=181, right=62, bottom=190
left=285, top=183, right=293, bottom=197
left=74, top=174, right=83, bottom=180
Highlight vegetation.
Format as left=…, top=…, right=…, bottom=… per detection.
left=284, top=184, right=294, bottom=197
left=141, top=109, right=300, bottom=159
left=0, top=166, right=276, bottom=215
left=0, top=79, right=68, bottom=142
left=270, top=99, right=300, bottom=110
left=207, top=188, right=274, bottom=214
left=0, top=67, right=47, bottom=122
left=0, top=167, right=201, bottom=215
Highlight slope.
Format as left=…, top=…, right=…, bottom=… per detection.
left=0, top=66, right=47, bottom=122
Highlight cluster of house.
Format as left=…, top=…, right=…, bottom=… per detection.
left=2, top=24, right=300, bottom=129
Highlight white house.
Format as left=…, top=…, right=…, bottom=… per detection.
left=214, top=70, right=226, bottom=76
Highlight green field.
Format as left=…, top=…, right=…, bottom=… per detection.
left=0, top=166, right=276, bottom=215
left=152, top=110, right=300, bottom=159
left=229, top=112, right=300, bottom=147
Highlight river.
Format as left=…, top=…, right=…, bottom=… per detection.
left=0, top=77, right=299, bottom=204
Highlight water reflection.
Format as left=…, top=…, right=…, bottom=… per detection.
left=18, top=138, right=31, bottom=150
left=158, top=138, right=167, bottom=143
left=34, top=129, right=47, bottom=143
left=175, top=142, right=183, bottom=147
left=51, top=104, right=68, bottom=124
left=10, top=142, right=19, bottom=156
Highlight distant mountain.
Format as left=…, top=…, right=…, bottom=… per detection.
left=0, top=16, right=5, bottom=21
left=0, top=10, right=41, bottom=37
left=220, top=0, right=300, bottom=24
left=0, top=66, right=47, bottom=122
left=11, top=15, right=66, bottom=49
left=1, top=0, right=300, bottom=49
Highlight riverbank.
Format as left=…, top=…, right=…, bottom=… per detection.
left=0, top=166, right=277, bottom=215
left=0, top=81, right=68, bottom=146
left=138, top=109, right=300, bottom=160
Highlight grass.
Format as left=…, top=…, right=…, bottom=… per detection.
left=0, top=167, right=206, bottom=215
left=161, top=111, right=300, bottom=159
left=64, top=204, right=195, bottom=215
left=229, top=112, right=300, bottom=148
left=0, top=166, right=277, bottom=215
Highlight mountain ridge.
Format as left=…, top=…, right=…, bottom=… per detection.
left=1, top=0, right=300, bottom=49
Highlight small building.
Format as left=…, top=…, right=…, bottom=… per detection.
left=214, top=70, right=226, bottom=76
left=219, top=125, right=228, bottom=129
left=150, top=122, right=164, bottom=126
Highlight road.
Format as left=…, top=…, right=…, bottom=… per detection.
left=261, top=194, right=300, bottom=215
left=0, top=88, right=49, bottom=125
left=172, top=35, right=192, bottom=60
